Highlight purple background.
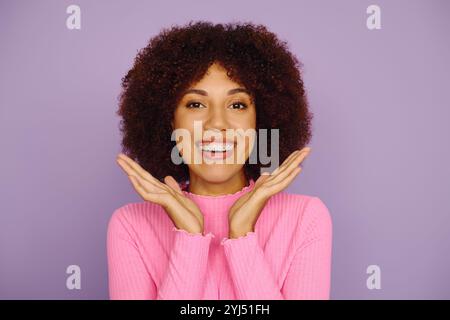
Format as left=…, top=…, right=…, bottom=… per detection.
left=1, top=0, right=449, bottom=299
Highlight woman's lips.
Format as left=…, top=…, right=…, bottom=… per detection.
left=195, top=141, right=236, bottom=161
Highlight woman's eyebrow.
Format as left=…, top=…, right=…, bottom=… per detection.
left=182, top=88, right=251, bottom=96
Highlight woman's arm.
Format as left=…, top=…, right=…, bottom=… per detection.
left=111, top=154, right=215, bottom=299
left=107, top=210, right=157, bottom=299
left=221, top=197, right=333, bottom=300
left=107, top=210, right=214, bottom=300
left=156, top=227, right=214, bottom=299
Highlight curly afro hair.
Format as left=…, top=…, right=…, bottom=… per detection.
left=117, top=20, right=313, bottom=185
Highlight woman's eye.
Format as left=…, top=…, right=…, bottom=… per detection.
left=229, top=102, right=248, bottom=110
left=186, top=102, right=205, bottom=109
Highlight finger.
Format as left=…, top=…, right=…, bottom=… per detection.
left=116, top=156, right=162, bottom=189
left=254, top=173, right=271, bottom=189
left=131, top=171, right=167, bottom=194
left=129, top=175, right=166, bottom=204
left=117, top=153, right=162, bottom=186
left=269, top=150, right=301, bottom=176
left=266, top=147, right=309, bottom=183
left=162, top=176, right=198, bottom=213
left=264, top=149, right=309, bottom=188
left=266, top=150, right=308, bottom=187
left=265, top=166, right=302, bottom=194
left=164, top=176, right=183, bottom=195
left=280, top=147, right=309, bottom=171
left=118, top=159, right=167, bottom=194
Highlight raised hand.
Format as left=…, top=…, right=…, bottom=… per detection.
left=227, top=147, right=311, bottom=238
left=116, top=153, right=205, bottom=235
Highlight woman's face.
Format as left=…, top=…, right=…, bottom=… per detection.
left=172, top=62, right=257, bottom=184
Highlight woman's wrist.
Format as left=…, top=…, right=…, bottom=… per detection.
left=228, top=224, right=254, bottom=239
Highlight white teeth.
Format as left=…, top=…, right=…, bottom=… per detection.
left=199, top=142, right=234, bottom=152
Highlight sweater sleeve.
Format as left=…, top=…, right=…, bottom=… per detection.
left=107, top=209, right=214, bottom=300
left=220, top=196, right=332, bottom=300
left=107, top=209, right=157, bottom=299
left=156, top=226, right=214, bottom=300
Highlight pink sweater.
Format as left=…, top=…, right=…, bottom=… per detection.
left=107, top=179, right=333, bottom=300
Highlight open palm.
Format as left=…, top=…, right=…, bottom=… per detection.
left=228, top=147, right=311, bottom=237
left=116, top=153, right=204, bottom=234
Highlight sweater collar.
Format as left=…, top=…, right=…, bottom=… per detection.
left=181, top=178, right=256, bottom=207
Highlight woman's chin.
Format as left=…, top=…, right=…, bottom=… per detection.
left=192, top=165, right=241, bottom=183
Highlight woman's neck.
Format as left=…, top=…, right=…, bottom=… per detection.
left=187, top=171, right=248, bottom=196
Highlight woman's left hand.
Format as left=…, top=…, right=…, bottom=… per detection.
left=227, top=147, right=311, bottom=239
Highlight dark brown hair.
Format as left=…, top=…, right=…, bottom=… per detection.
left=117, top=20, right=313, bottom=184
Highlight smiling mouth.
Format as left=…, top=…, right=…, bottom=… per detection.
left=195, top=141, right=236, bottom=160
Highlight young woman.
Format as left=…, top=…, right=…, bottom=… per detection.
left=108, top=21, right=332, bottom=300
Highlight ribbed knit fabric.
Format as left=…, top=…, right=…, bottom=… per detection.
left=107, top=178, right=333, bottom=300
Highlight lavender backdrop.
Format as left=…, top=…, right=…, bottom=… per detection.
left=1, top=0, right=449, bottom=299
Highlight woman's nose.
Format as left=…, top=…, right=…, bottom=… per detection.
left=204, top=107, right=229, bottom=131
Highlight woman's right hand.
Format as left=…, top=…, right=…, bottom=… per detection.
left=116, top=153, right=205, bottom=235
